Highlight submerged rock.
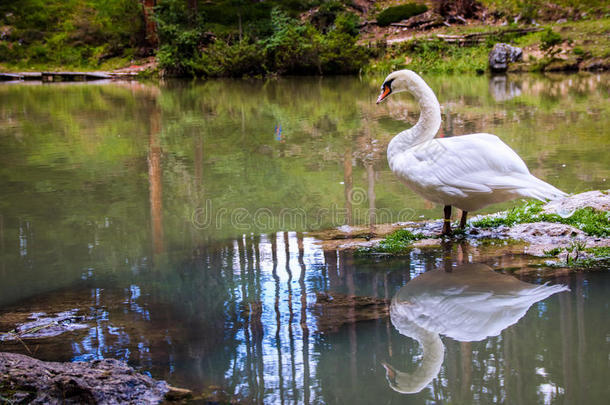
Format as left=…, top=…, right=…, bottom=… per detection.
left=489, top=43, right=523, bottom=73
left=313, top=292, right=389, bottom=333
left=0, top=352, right=180, bottom=404
left=0, top=310, right=88, bottom=341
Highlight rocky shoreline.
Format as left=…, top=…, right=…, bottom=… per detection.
left=311, top=190, right=610, bottom=275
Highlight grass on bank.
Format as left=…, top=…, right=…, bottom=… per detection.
left=357, top=229, right=427, bottom=255
left=544, top=244, right=610, bottom=268
left=472, top=200, right=610, bottom=237
left=358, top=199, right=609, bottom=256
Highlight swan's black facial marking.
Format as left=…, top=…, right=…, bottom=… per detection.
left=377, top=78, right=394, bottom=104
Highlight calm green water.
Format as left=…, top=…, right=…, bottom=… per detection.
left=0, top=73, right=609, bottom=404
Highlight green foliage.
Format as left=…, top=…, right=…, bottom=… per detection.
left=334, top=12, right=361, bottom=37
left=262, top=8, right=321, bottom=74
left=376, top=3, right=428, bottom=27
left=543, top=247, right=562, bottom=256
left=358, top=230, right=427, bottom=255
left=584, top=246, right=610, bottom=258
left=546, top=244, right=610, bottom=268
left=310, top=1, right=345, bottom=32
left=155, top=0, right=208, bottom=76
left=473, top=200, right=610, bottom=237
left=0, top=0, right=145, bottom=68
left=540, top=28, right=562, bottom=52
left=480, top=0, right=610, bottom=20
left=367, top=37, right=489, bottom=74
left=157, top=6, right=367, bottom=77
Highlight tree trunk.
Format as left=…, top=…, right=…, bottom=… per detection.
left=187, top=0, right=198, bottom=25
left=142, top=0, right=158, bottom=47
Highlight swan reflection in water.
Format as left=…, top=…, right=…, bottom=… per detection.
left=383, top=263, right=569, bottom=394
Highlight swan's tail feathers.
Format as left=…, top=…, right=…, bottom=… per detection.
left=517, top=175, right=567, bottom=202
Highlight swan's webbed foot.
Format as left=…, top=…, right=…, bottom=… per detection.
left=442, top=205, right=452, bottom=236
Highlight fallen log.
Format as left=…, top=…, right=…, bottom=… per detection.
left=0, top=73, right=23, bottom=81
left=437, top=27, right=543, bottom=43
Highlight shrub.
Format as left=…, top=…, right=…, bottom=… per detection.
left=540, top=27, right=562, bottom=58
left=377, top=3, right=428, bottom=27
left=540, top=28, right=562, bottom=50
left=334, top=12, right=361, bottom=37
left=319, top=31, right=368, bottom=74
left=155, top=0, right=208, bottom=75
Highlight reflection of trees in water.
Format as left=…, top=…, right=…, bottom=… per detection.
left=0, top=76, right=608, bottom=402
left=0, top=232, right=606, bottom=404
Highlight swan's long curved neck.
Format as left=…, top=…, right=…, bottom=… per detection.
left=387, top=75, right=442, bottom=168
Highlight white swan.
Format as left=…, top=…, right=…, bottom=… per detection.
left=376, top=70, right=566, bottom=235
left=383, top=263, right=569, bottom=394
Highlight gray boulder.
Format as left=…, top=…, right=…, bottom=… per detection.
left=489, top=43, right=523, bottom=73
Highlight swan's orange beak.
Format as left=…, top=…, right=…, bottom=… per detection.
left=376, top=85, right=391, bottom=104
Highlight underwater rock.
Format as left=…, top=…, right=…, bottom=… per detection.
left=0, top=310, right=88, bottom=341
left=0, top=352, right=187, bottom=404
left=313, top=292, right=389, bottom=333
left=489, top=43, right=523, bottom=73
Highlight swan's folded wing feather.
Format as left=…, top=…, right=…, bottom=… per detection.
left=403, top=134, right=532, bottom=196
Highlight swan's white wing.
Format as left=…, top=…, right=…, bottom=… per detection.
left=420, top=133, right=529, bottom=191
left=391, top=133, right=565, bottom=209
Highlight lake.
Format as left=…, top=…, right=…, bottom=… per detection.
left=0, top=73, right=609, bottom=404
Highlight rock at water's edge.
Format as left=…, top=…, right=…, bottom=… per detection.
left=543, top=190, right=610, bottom=215
left=0, top=352, right=171, bottom=404
left=489, top=43, right=523, bottom=73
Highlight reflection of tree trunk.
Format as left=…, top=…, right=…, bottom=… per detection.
left=509, top=328, right=524, bottom=404
left=559, top=288, right=574, bottom=403
left=194, top=134, right=203, bottom=193
left=284, top=232, right=297, bottom=399
left=148, top=105, right=163, bottom=256
left=271, top=234, right=285, bottom=405
left=238, top=237, right=256, bottom=398
left=324, top=250, right=339, bottom=289
left=443, top=105, right=454, bottom=138
left=250, top=236, right=264, bottom=403
left=343, top=147, right=353, bottom=225
left=366, top=162, right=376, bottom=229
left=385, top=272, right=392, bottom=356
left=441, top=240, right=453, bottom=273
left=575, top=274, right=586, bottom=402
left=460, top=342, right=472, bottom=401
left=344, top=255, right=357, bottom=388
left=504, top=329, right=512, bottom=405
left=297, top=233, right=310, bottom=405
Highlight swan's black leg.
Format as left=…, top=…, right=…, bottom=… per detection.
left=459, top=210, right=468, bottom=229
left=442, top=205, right=452, bottom=235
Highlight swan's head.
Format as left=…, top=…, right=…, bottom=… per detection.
left=376, top=69, right=420, bottom=104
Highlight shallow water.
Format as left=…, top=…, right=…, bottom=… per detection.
left=0, top=73, right=609, bottom=403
